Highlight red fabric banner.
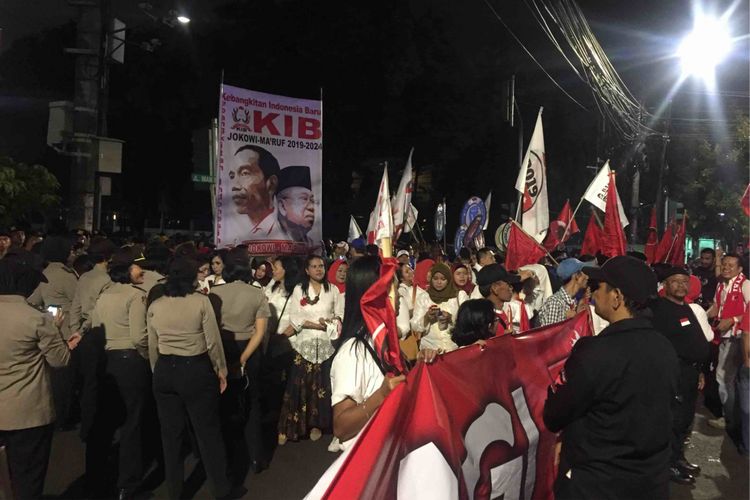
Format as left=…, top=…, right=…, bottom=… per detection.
left=315, top=312, right=593, bottom=499
left=601, top=173, right=626, bottom=257
left=580, top=212, right=602, bottom=256
left=506, top=222, right=547, bottom=271
left=644, top=207, right=658, bottom=264
left=360, top=257, right=406, bottom=375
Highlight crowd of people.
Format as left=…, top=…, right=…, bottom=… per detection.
left=0, top=224, right=748, bottom=499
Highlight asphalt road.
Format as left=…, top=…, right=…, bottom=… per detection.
left=43, top=406, right=748, bottom=499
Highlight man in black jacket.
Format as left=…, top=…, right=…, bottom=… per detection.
left=651, top=266, right=711, bottom=484
left=543, top=256, right=679, bottom=500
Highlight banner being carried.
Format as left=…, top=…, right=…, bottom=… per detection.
left=216, top=84, right=323, bottom=254
left=308, top=312, right=593, bottom=499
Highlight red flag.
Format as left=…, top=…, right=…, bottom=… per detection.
left=505, top=221, right=547, bottom=271
left=580, top=212, right=603, bottom=256
left=543, top=199, right=580, bottom=250
left=742, top=184, right=750, bottom=216
left=312, top=312, right=593, bottom=499
left=644, top=207, right=658, bottom=264
left=667, top=215, right=687, bottom=265
left=601, top=172, right=627, bottom=257
left=360, top=257, right=406, bottom=375
left=654, top=219, right=675, bottom=263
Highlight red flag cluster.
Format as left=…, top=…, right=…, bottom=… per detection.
left=543, top=200, right=579, bottom=251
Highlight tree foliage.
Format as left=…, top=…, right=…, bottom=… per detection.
left=0, top=156, right=60, bottom=226
left=666, top=113, right=749, bottom=246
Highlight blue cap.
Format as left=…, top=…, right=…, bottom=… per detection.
left=556, top=258, right=593, bottom=282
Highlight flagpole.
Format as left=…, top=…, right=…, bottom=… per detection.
left=442, top=198, right=447, bottom=255
left=510, top=219, right=559, bottom=266
left=663, top=210, right=685, bottom=263
left=559, top=196, right=585, bottom=245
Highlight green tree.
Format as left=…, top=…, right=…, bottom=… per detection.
left=0, top=156, right=61, bottom=226
left=667, top=113, right=749, bottom=247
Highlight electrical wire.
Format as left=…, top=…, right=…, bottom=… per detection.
left=479, top=0, right=589, bottom=111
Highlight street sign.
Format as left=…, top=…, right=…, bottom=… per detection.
left=191, top=173, right=214, bottom=183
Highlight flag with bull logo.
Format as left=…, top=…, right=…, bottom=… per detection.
left=515, top=108, right=549, bottom=243
left=306, top=312, right=594, bottom=499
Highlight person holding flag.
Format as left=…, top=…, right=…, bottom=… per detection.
left=537, top=258, right=592, bottom=327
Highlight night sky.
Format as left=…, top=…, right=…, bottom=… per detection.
left=0, top=0, right=747, bottom=240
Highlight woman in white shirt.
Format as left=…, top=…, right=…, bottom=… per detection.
left=265, top=257, right=302, bottom=336
left=278, top=255, right=343, bottom=445
left=330, top=256, right=406, bottom=450
left=411, top=262, right=468, bottom=352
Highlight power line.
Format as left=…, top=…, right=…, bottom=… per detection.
left=479, top=0, right=589, bottom=111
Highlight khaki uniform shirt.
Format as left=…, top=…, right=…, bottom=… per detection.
left=69, top=265, right=112, bottom=334
left=27, top=262, right=78, bottom=339
left=141, top=270, right=166, bottom=293
left=91, top=283, right=148, bottom=358
left=0, top=296, right=70, bottom=430
left=210, top=281, right=271, bottom=341
left=147, top=293, right=227, bottom=377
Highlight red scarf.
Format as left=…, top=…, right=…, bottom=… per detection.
left=715, top=273, right=747, bottom=337
left=327, top=260, right=347, bottom=293
left=494, top=308, right=511, bottom=336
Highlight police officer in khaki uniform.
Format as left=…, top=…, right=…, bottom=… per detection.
left=67, top=238, right=117, bottom=443
left=27, top=235, right=78, bottom=428
left=147, top=257, right=239, bottom=499
left=211, top=248, right=271, bottom=477
left=0, top=256, right=70, bottom=499
left=88, top=248, right=150, bottom=498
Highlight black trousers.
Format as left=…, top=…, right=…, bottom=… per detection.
left=153, top=353, right=230, bottom=500
left=671, top=360, right=700, bottom=463
left=78, top=327, right=106, bottom=442
left=0, top=424, right=54, bottom=500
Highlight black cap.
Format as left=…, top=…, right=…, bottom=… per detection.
left=476, top=263, right=520, bottom=287
left=661, top=266, right=690, bottom=281
left=277, top=165, right=312, bottom=193
left=583, top=255, right=657, bottom=304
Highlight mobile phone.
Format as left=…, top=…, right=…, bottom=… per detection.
left=47, top=305, right=60, bottom=316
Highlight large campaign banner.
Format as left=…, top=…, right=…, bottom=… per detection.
left=307, top=312, right=593, bottom=499
left=216, top=84, right=323, bottom=254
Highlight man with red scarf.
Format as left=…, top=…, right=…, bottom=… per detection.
left=706, top=253, right=750, bottom=443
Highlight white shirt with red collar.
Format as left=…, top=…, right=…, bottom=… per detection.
left=716, top=273, right=750, bottom=338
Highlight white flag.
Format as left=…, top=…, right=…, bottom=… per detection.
left=483, top=191, right=492, bottom=230
left=392, top=148, right=415, bottom=238
left=514, top=108, right=549, bottom=242
left=404, top=203, right=418, bottom=233
left=348, top=215, right=363, bottom=242
left=369, top=166, right=394, bottom=245
left=582, top=161, right=629, bottom=227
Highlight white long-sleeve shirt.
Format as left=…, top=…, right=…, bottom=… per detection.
left=411, top=291, right=468, bottom=352
left=287, top=283, right=343, bottom=363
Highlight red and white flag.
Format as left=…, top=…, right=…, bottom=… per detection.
left=367, top=166, right=393, bottom=246
left=515, top=109, right=549, bottom=242
left=543, top=199, right=580, bottom=250
left=583, top=161, right=629, bottom=227
left=360, top=257, right=406, bottom=375
left=392, top=148, right=415, bottom=238
left=601, top=172, right=627, bottom=257
left=308, top=312, right=593, bottom=499
left=506, top=221, right=547, bottom=271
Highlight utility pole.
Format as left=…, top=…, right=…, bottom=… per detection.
left=66, top=0, right=103, bottom=232
left=654, top=100, right=672, bottom=235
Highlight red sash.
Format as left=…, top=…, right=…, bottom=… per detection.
left=495, top=309, right=511, bottom=336
left=715, top=273, right=747, bottom=337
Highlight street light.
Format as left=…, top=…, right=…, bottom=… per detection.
left=176, top=15, right=191, bottom=24
left=677, top=13, right=733, bottom=86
